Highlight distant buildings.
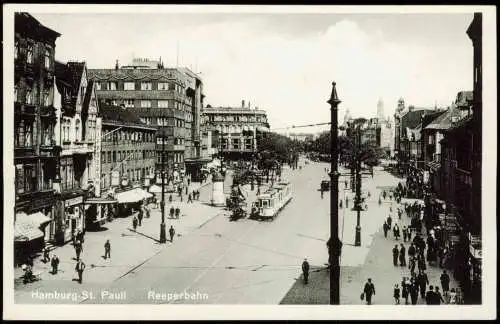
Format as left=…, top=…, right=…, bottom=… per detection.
left=287, top=133, right=314, bottom=142
left=88, top=58, right=204, bottom=182
left=201, top=100, right=270, bottom=161
left=14, top=13, right=61, bottom=260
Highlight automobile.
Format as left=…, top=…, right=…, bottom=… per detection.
left=321, top=180, right=330, bottom=191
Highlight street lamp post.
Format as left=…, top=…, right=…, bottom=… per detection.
left=327, top=81, right=342, bottom=305
left=159, top=131, right=167, bottom=243
left=354, top=123, right=362, bottom=247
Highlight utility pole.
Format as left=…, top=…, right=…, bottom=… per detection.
left=327, top=81, right=342, bottom=305
left=159, top=131, right=167, bottom=243
left=354, top=123, right=362, bottom=247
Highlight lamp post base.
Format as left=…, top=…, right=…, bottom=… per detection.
left=355, top=225, right=361, bottom=246
left=159, top=222, right=167, bottom=243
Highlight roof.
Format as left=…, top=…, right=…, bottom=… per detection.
left=15, top=12, right=61, bottom=44
left=203, top=107, right=267, bottom=115
left=401, top=108, right=434, bottom=130
left=99, top=102, right=155, bottom=130
left=88, top=68, right=186, bottom=83
left=455, top=91, right=473, bottom=108
left=54, top=61, right=86, bottom=108
left=425, top=108, right=463, bottom=131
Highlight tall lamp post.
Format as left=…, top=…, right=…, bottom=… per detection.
left=327, top=81, right=342, bottom=305
left=354, top=122, right=362, bottom=247
left=159, top=130, right=167, bottom=243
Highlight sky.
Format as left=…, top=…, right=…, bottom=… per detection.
left=33, top=12, right=475, bottom=133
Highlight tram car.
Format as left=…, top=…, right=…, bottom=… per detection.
left=253, top=181, right=293, bottom=221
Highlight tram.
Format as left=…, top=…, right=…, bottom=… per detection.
left=253, top=181, right=293, bottom=221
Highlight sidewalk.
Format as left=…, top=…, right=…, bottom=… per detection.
left=14, top=177, right=222, bottom=291
left=280, top=266, right=330, bottom=304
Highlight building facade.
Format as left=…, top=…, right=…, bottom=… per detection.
left=88, top=58, right=204, bottom=183
left=201, top=100, right=270, bottom=161
left=14, top=13, right=61, bottom=261
left=52, top=61, right=100, bottom=244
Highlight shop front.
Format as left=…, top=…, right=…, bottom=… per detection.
left=54, top=194, right=85, bottom=245
left=14, top=211, right=53, bottom=266
left=84, top=196, right=118, bottom=229
left=113, top=180, right=153, bottom=217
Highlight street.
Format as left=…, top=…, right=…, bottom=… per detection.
left=15, top=159, right=330, bottom=304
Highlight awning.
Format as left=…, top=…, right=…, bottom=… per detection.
left=14, top=212, right=50, bottom=242
left=85, top=197, right=118, bottom=204
left=137, top=188, right=153, bottom=199
left=148, top=184, right=162, bottom=193
left=114, top=188, right=152, bottom=204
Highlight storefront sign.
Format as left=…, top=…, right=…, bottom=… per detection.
left=65, top=196, right=83, bottom=207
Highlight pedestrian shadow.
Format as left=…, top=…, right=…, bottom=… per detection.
left=128, top=228, right=161, bottom=244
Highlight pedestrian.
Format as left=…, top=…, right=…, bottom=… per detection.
left=408, top=243, right=416, bottom=258
left=188, top=193, right=193, bottom=203
left=345, top=197, right=349, bottom=208
left=42, top=246, right=50, bottom=263
left=402, top=226, right=408, bottom=242
left=387, top=215, right=392, bottom=229
left=393, top=223, right=400, bottom=240
left=363, top=278, right=376, bottom=305
left=383, top=221, right=389, bottom=238
left=175, top=207, right=180, bottom=219
left=75, top=259, right=86, bottom=284
left=383, top=190, right=387, bottom=200
left=138, top=210, right=143, bottom=226
left=132, top=215, right=138, bottom=231
left=409, top=256, right=416, bottom=274
left=399, top=243, right=406, bottom=267
left=401, top=277, right=409, bottom=305
left=169, top=225, right=175, bottom=242
left=170, top=206, right=175, bottom=218
left=394, top=284, right=401, bottom=304
left=410, top=281, right=419, bottom=305
left=417, top=270, right=429, bottom=299
left=320, top=188, right=324, bottom=199
left=440, top=270, right=450, bottom=297
left=169, top=194, right=173, bottom=203
left=302, top=258, right=310, bottom=284
left=75, top=240, right=82, bottom=261
left=51, top=254, right=60, bottom=274
left=104, top=239, right=111, bottom=259
left=185, top=186, right=188, bottom=195
left=407, top=227, right=413, bottom=242
left=392, top=245, right=399, bottom=266
left=339, top=200, right=343, bottom=209
left=449, top=288, right=457, bottom=304
left=425, top=285, right=435, bottom=304
left=434, top=286, right=445, bottom=305
left=378, top=197, right=382, bottom=206
left=180, top=194, right=183, bottom=202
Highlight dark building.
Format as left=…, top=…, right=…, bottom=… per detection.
left=14, top=13, right=61, bottom=263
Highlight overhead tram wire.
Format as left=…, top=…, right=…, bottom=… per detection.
left=270, top=121, right=332, bottom=131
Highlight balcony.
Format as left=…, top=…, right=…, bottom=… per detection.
left=15, top=188, right=56, bottom=212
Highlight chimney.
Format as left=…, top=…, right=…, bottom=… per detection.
left=115, top=59, right=119, bottom=70
left=242, top=100, right=245, bottom=108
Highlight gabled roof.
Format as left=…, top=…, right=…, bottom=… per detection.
left=82, top=80, right=95, bottom=117
left=425, top=108, right=463, bottom=131
left=15, top=12, right=61, bottom=44
left=401, top=108, right=434, bottom=130
left=54, top=61, right=86, bottom=108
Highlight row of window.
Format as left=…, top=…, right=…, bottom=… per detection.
left=156, top=137, right=185, bottom=145
left=101, top=167, right=154, bottom=189
left=14, top=85, right=52, bottom=106
left=108, top=99, right=191, bottom=110
left=15, top=163, right=53, bottom=194
left=15, top=38, right=52, bottom=69
left=60, top=157, right=79, bottom=192
left=216, top=138, right=254, bottom=150
left=15, top=119, right=54, bottom=148
left=156, top=152, right=184, bottom=164
left=101, top=150, right=156, bottom=164
left=205, top=115, right=266, bottom=123
left=102, top=129, right=155, bottom=143
left=95, top=81, right=184, bottom=93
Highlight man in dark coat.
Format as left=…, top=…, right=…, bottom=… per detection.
left=410, top=281, right=419, bottom=305
left=75, top=259, right=86, bottom=284
left=363, top=278, right=376, bottom=305
left=383, top=221, right=389, bottom=238
left=425, top=285, right=435, bottom=304
left=399, top=243, right=406, bottom=267
left=387, top=215, right=392, bottom=229
left=104, top=240, right=111, bottom=259
left=392, top=245, right=399, bottom=266
left=417, top=270, right=429, bottom=299
left=440, top=270, right=451, bottom=297
left=302, top=258, right=310, bottom=284
left=51, top=254, right=60, bottom=274
left=433, top=286, right=445, bottom=305
left=169, top=225, right=175, bottom=242
left=138, top=210, right=143, bottom=226
left=408, top=243, right=416, bottom=259
left=75, top=240, right=82, bottom=261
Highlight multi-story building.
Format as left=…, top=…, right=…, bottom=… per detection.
left=287, top=133, right=315, bottom=142
left=97, top=103, right=157, bottom=218
left=88, top=58, right=204, bottom=183
left=201, top=100, right=270, bottom=161
left=52, top=61, right=100, bottom=244
left=14, top=13, right=61, bottom=261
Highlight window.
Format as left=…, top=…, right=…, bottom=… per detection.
left=141, top=82, right=153, bottom=90
left=27, top=44, right=34, bottom=64
left=80, top=86, right=86, bottom=103
left=158, top=82, right=169, bottom=90
left=41, top=121, right=53, bottom=146
left=26, top=88, right=33, bottom=104
left=168, top=83, right=175, bottom=91
left=124, top=99, right=134, bottom=108
left=15, top=40, right=19, bottom=60
left=24, top=164, right=37, bottom=193
left=108, top=151, right=112, bottom=163
left=43, top=91, right=50, bottom=106
left=158, top=100, right=169, bottom=108
left=95, top=82, right=101, bottom=90
left=108, top=82, right=117, bottom=90
left=118, top=151, right=121, bottom=161
left=75, top=119, right=81, bottom=141
left=44, top=48, right=51, bottom=69
left=102, top=152, right=106, bottom=163
left=124, top=82, right=135, bottom=90
left=141, top=100, right=151, bottom=108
